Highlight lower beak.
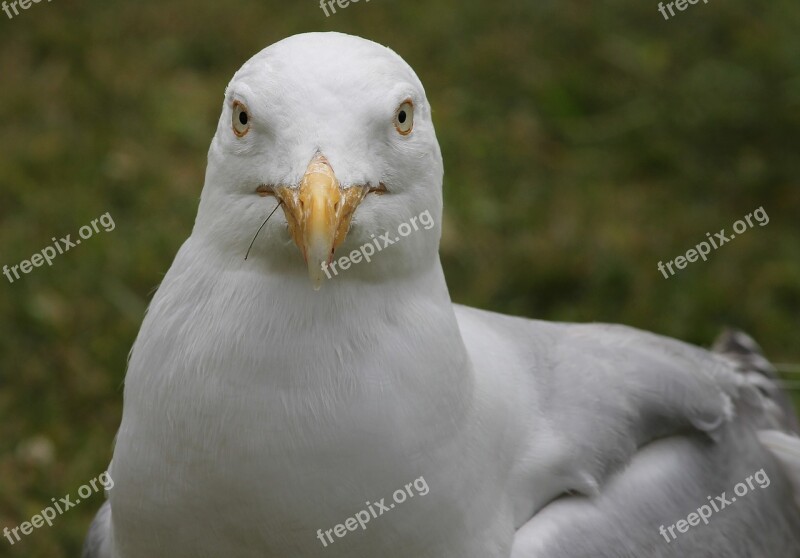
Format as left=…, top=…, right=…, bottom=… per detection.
left=273, top=154, right=368, bottom=290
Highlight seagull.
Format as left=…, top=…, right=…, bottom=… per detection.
left=83, top=32, right=800, bottom=558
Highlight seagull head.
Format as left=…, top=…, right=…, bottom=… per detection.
left=196, top=32, right=444, bottom=290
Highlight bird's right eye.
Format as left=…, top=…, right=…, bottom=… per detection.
left=232, top=101, right=251, bottom=137
left=394, top=100, right=414, bottom=135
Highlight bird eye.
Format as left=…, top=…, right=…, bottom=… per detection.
left=394, top=100, right=414, bottom=135
left=232, top=101, right=251, bottom=137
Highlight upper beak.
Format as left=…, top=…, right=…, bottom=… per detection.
left=273, top=153, right=368, bottom=290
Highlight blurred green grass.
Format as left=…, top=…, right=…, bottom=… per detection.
left=1, top=0, right=799, bottom=555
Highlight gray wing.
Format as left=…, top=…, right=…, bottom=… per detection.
left=82, top=500, right=113, bottom=558
left=509, top=328, right=800, bottom=557
left=512, top=424, right=800, bottom=557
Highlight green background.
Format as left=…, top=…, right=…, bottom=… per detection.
left=1, top=0, right=798, bottom=555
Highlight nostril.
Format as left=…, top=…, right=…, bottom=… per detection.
left=256, top=185, right=274, bottom=197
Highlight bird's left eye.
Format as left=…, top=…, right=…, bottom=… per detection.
left=394, top=100, right=414, bottom=135
left=232, top=101, right=251, bottom=137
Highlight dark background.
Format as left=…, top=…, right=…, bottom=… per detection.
left=0, top=0, right=798, bottom=555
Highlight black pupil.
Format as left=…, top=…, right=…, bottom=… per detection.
left=398, top=111, right=407, bottom=124
left=239, top=111, right=248, bottom=125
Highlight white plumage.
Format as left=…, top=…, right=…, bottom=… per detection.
left=83, top=32, right=800, bottom=558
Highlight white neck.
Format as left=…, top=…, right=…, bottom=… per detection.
left=134, top=234, right=475, bottom=436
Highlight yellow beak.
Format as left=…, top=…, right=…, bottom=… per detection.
left=273, top=154, right=368, bottom=290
